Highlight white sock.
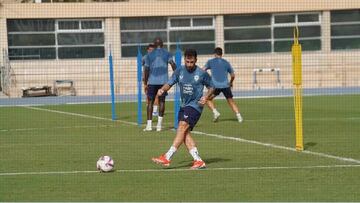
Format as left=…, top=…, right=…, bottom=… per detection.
left=236, top=113, right=241, bottom=118
left=212, top=109, right=220, bottom=115
left=165, top=146, right=177, bottom=160
left=153, top=105, right=158, bottom=113
left=157, top=116, right=163, bottom=127
left=147, top=120, right=152, bottom=128
left=189, top=147, right=202, bottom=161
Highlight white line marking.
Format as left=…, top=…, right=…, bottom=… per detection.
left=0, top=164, right=359, bottom=176
left=0, top=124, right=116, bottom=132
left=24, top=106, right=137, bottom=126
left=23, top=106, right=360, bottom=164
left=192, top=131, right=360, bottom=164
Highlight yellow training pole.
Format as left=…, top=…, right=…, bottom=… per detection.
left=291, top=27, right=304, bottom=151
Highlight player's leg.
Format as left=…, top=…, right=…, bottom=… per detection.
left=180, top=106, right=206, bottom=169
left=223, top=88, right=243, bottom=123
left=152, top=95, right=159, bottom=116
left=184, top=133, right=206, bottom=169
left=144, top=85, right=156, bottom=131
left=156, top=94, right=166, bottom=131
left=152, top=120, right=190, bottom=167
left=207, top=89, right=221, bottom=122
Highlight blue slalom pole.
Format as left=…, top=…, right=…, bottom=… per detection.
left=136, top=46, right=143, bottom=126
left=108, top=46, right=117, bottom=120
left=174, top=43, right=182, bottom=129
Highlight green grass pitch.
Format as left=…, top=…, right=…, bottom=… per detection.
left=0, top=94, right=359, bottom=201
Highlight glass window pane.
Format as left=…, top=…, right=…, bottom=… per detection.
left=58, top=33, right=104, bottom=45
left=170, top=43, right=215, bottom=55
left=170, top=19, right=190, bottom=27
left=7, top=19, right=55, bottom=32
left=8, top=48, right=56, bottom=60
left=121, top=45, right=168, bottom=57
left=331, top=9, right=360, bottom=23
left=121, top=46, right=148, bottom=57
left=193, top=18, right=213, bottom=26
left=331, top=38, right=360, bottom=50
left=8, top=34, right=55, bottom=46
left=331, top=24, right=360, bottom=36
left=81, top=21, right=102, bottom=29
left=274, top=26, right=321, bottom=39
left=58, top=21, right=79, bottom=30
left=298, top=14, right=319, bottom=22
left=170, top=30, right=214, bottom=42
left=224, top=14, right=271, bottom=27
left=225, top=42, right=271, bottom=53
left=121, top=31, right=167, bottom=44
left=274, top=15, right=295, bottom=23
left=274, top=39, right=321, bottom=52
left=58, top=46, right=105, bottom=59
left=121, top=17, right=167, bottom=30
left=224, top=28, right=271, bottom=40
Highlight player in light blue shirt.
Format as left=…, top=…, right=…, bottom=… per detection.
left=143, top=38, right=176, bottom=132
left=203, top=47, right=243, bottom=123
left=151, top=49, right=215, bottom=170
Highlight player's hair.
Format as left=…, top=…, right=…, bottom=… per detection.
left=184, top=48, right=197, bottom=58
left=153, top=37, right=163, bottom=47
left=146, top=43, right=155, bottom=50
left=214, top=47, right=223, bottom=56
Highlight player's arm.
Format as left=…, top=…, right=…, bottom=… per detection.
left=169, top=60, right=176, bottom=71
left=157, top=84, right=171, bottom=97
left=199, top=87, right=215, bottom=106
left=143, top=67, right=150, bottom=92
left=229, top=72, right=235, bottom=88
left=199, top=71, right=215, bottom=105
left=228, top=62, right=235, bottom=88
left=158, top=68, right=180, bottom=96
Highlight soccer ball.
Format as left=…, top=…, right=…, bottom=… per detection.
left=96, top=156, right=114, bottom=172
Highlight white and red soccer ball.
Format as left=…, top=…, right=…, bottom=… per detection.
left=96, top=156, right=114, bottom=172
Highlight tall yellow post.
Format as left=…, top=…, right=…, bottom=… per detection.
left=291, top=27, right=304, bottom=151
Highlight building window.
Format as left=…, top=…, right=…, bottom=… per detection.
left=120, top=16, right=215, bottom=57
left=56, top=19, right=105, bottom=59
left=7, top=19, right=104, bottom=60
left=224, top=12, right=321, bottom=54
left=331, top=9, right=360, bottom=50
left=273, top=13, right=321, bottom=52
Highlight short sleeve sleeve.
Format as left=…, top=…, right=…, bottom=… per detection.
left=167, top=67, right=180, bottom=86
left=203, top=71, right=214, bottom=88
left=227, top=61, right=234, bottom=74
left=204, top=60, right=210, bottom=70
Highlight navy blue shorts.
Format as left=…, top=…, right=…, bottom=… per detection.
left=147, top=85, right=167, bottom=100
left=178, top=106, right=202, bottom=131
left=214, top=87, right=233, bottom=99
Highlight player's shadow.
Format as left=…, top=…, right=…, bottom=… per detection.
left=214, top=118, right=239, bottom=123
left=167, top=157, right=231, bottom=169
left=304, top=142, right=317, bottom=150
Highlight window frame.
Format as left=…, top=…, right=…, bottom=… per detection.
left=330, top=10, right=360, bottom=51
left=120, top=16, right=216, bottom=57
left=7, top=19, right=105, bottom=60
left=224, top=12, right=322, bottom=54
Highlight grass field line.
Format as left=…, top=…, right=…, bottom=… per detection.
left=1, top=164, right=359, bottom=176
left=192, top=131, right=360, bottom=164
left=24, top=106, right=360, bottom=164
left=24, top=106, right=138, bottom=126
left=0, top=124, right=117, bottom=132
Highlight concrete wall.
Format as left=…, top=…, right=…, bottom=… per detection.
left=1, top=0, right=360, bottom=97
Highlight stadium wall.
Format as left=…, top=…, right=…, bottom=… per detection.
left=0, top=0, right=359, bottom=97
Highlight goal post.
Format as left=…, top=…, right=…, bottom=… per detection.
left=252, top=68, right=282, bottom=90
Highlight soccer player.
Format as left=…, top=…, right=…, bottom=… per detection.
left=143, top=37, right=176, bottom=131
left=152, top=49, right=215, bottom=169
left=142, top=44, right=159, bottom=116
left=203, top=47, right=243, bottom=123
